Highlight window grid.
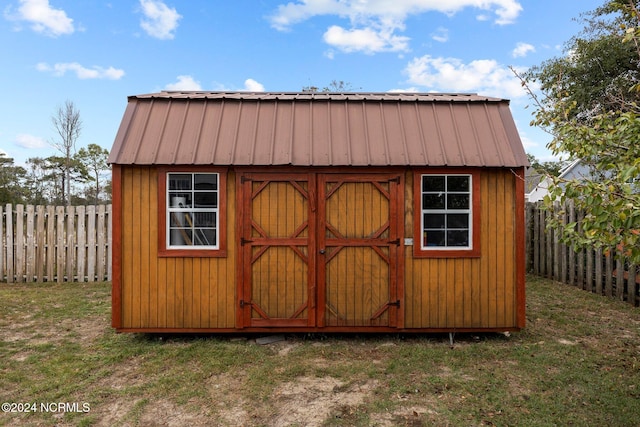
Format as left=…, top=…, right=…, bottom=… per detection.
left=167, top=173, right=219, bottom=249
left=421, top=174, right=472, bottom=250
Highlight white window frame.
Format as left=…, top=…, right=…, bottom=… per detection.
left=166, top=172, right=219, bottom=250
left=420, top=173, right=473, bottom=251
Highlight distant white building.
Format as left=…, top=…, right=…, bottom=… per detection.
left=526, top=159, right=591, bottom=202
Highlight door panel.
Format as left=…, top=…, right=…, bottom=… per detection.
left=318, top=174, right=401, bottom=327
left=240, top=174, right=315, bottom=327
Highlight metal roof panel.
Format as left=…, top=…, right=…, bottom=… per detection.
left=109, top=91, right=529, bottom=167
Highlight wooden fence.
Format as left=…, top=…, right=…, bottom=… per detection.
left=0, top=204, right=112, bottom=283
left=526, top=202, right=639, bottom=306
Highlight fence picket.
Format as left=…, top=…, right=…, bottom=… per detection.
left=66, top=206, right=76, bottom=282
left=629, top=264, right=638, bottom=306
left=46, top=206, right=55, bottom=281
left=97, top=205, right=106, bottom=281
left=526, top=202, right=638, bottom=307
left=87, top=205, right=96, bottom=282
left=568, top=201, right=576, bottom=286
left=15, top=205, right=24, bottom=282
left=56, top=206, right=65, bottom=283
left=26, top=205, right=35, bottom=281
left=36, top=206, right=45, bottom=282
left=6, top=204, right=13, bottom=284
left=76, top=206, right=86, bottom=282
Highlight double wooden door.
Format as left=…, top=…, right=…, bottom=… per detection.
left=239, top=171, right=402, bottom=329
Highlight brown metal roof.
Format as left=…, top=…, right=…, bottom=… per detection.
left=108, top=91, right=529, bottom=167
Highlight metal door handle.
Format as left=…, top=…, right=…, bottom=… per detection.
left=319, top=249, right=326, bottom=254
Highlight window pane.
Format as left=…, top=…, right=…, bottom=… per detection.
left=192, top=228, right=215, bottom=245
left=447, top=214, right=468, bottom=229
left=193, top=229, right=216, bottom=246
left=169, top=193, right=192, bottom=208
left=447, top=230, right=469, bottom=247
left=170, top=228, right=192, bottom=245
left=169, top=174, right=191, bottom=191
left=170, top=212, right=188, bottom=227
left=424, top=230, right=445, bottom=247
left=195, top=174, right=217, bottom=190
left=193, top=211, right=216, bottom=227
left=194, top=191, right=217, bottom=208
left=447, top=176, right=469, bottom=192
left=423, top=193, right=445, bottom=209
left=424, top=213, right=445, bottom=229
left=447, top=194, right=469, bottom=209
left=422, top=175, right=445, bottom=192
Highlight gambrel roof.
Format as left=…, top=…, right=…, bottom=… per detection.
left=108, top=91, right=528, bottom=167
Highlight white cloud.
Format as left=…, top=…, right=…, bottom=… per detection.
left=404, top=55, right=527, bottom=99
left=36, top=62, right=125, bottom=80
left=5, top=0, right=74, bottom=36
left=270, top=0, right=522, bottom=29
left=139, top=0, right=181, bottom=40
left=164, top=75, right=202, bottom=91
left=323, top=24, right=409, bottom=54
left=431, top=27, right=448, bottom=43
left=269, top=1, right=521, bottom=54
left=242, top=78, right=265, bottom=92
left=512, top=42, right=535, bottom=58
left=15, top=133, right=47, bottom=149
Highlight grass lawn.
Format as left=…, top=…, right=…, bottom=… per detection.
left=0, top=275, right=638, bottom=426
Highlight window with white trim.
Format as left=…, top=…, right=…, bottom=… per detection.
left=167, top=173, right=219, bottom=249
left=421, top=174, right=472, bottom=249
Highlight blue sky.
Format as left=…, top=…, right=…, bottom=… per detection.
left=1, top=0, right=604, bottom=167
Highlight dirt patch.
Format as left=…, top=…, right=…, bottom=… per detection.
left=139, top=399, right=212, bottom=427
left=269, top=376, right=377, bottom=427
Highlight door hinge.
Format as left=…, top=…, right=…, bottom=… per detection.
left=240, top=300, right=252, bottom=308
left=240, top=175, right=252, bottom=183
left=240, top=237, right=253, bottom=246
left=388, top=300, right=401, bottom=307
left=388, top=238, right=400, bottom=245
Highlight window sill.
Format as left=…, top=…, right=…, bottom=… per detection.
left=412, top=247, right=481, bottom=258
left=158, top=248, right=228, bottom=258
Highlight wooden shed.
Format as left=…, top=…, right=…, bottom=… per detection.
left=109, top=91, right=528, bottom=333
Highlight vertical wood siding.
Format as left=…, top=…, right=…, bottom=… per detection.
left=404, top=169, right=519, bottom=329
left=119, top=167, right=236, bottom=329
